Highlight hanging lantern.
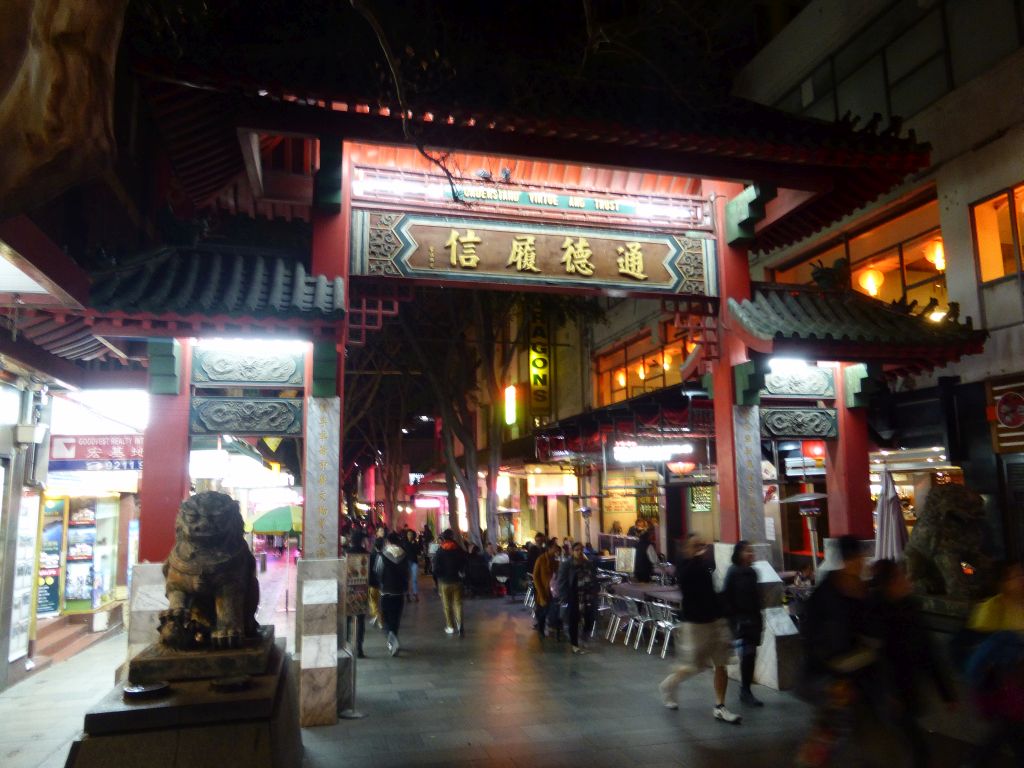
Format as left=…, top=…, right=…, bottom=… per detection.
left=662, top=351, right=672, bottom=371
left=616, top=370, right=626, bottom=388
left=858, top=268, right=884, bottom=297
left=924, top=238, right=946, bottom=271
left=637, top=362, right=646, bottom=381
left=802, top=440, right=826, bottom=467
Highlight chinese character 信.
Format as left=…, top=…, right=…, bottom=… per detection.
left=446, top=229, right=482, bottom=268
left=616, top=242, right=648, bottom=280
left=506, top=235, right=541, bottom=273
left=560, top=236, right=595, bottom=276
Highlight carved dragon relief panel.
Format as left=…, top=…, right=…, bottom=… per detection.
left=192, top=349, right=304, bottom=387
left=190, top=397, right=303, bottom=436
left=760, top=368, right=836, bottom=399
left=675, top=236, right=708, bottom=297
left=760, top=407, right=838, bottom=438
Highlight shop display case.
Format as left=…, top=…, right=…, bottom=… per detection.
left=9, top=489, right=40, bottom=662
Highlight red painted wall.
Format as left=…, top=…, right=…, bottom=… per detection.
left=825, top=363, right=874, bottom=538
left=138, top=339, right=192, bottom=563
left=704, top=180, right=751, bottom=544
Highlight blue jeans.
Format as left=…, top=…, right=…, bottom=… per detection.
left=408, top=562, right=419, bottom=596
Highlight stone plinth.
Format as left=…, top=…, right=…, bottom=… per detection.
left=65, top=643, right=302, bottom=768
left=298, top=577, right=338, bottom=727
left=126, top=564, right=167, bottom=664
left=128, top=626, right=275, bottom=684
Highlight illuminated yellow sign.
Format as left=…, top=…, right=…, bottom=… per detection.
left=528, top=310, right=551, bottom=420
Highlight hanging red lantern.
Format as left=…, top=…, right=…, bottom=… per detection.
left=802, top=440, right=826, bottom=467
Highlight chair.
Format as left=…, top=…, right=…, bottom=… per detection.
left=633, top=599, right=660, bottom=650
left=523, top=574, right=536, bottom=609
left=605, top=595, right=632, bottom=643
left=591, top=589, right=613, bottom=638
left=646, top=602, right=682, bottom=657
left=623, top=597, right=655, bottom=650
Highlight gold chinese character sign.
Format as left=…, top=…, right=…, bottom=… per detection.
left=352, top=210, right=714, bottom=297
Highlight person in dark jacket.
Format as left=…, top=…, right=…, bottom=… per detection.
left=367, top=536, right=384, bottom=629
left=556, top=541, right=599, bottom=654
left=795, top=534, right=872, bottom=768
left=659, top=534, right=741, bottom=724
left=723, top=540, right=764, bottom=707
left=433, top=529, right=468, bottom=636
left=866, top=558, right=955, bottom=768
left=403, top=528, right=423, bottom=602
left=380, top=532, right=408, bottom=656
left=420, top=525, right=434, bottom=575
left=633, top=527, right=656, bottom=583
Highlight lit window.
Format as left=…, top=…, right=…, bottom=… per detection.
left=972, top=190, right=1020, bottom=282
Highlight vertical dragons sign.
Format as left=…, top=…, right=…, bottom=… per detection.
left=528, top=310, right=551, bottom=421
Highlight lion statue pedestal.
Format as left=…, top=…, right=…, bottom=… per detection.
left=66, top=493, right=302, bottom=768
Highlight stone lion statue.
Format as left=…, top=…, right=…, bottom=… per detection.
left=904, top=483, right=994, bottom=600
left=159, top=492, right=260, bottom=650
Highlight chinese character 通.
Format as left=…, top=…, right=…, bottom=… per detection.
left=560, top=236, right=595, bottom=276
left=446, top=229, right=482, bottom=268
left=616, top=242, right=648, bottom=280
left=507, top=235, right=541, bottom=273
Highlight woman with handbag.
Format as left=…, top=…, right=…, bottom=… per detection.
left=722, top=540, right=764, bottom=707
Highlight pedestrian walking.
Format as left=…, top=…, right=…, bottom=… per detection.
left=722, top=540, right=765, bottom=707
left=532, top=539, right=560, bottom=640
left=433, top=529, right=467, bottom=636
left=795, top=535, right=873, bottom=767
left=421, top=524, right=434, bottom=576
left=379, top=532, right=409, bottom=656
left=960, top=560, right=1024, bottom=767
left=367, top=536, right=384, bottom=629
left=403, top=528, right=422, bottom=602
left=658, top=534, right=742, bottom=724
left=556, top=541, right=599, bottom=654
left=866, top=558, right=955, bottom=768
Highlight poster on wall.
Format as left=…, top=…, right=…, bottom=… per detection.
left=345, top=553, right=369, bottom=617
left=64, top=499, right=97, bottom=611
left=36, top=496, right=68, bottom=616
left=9, top=489, right=39, bottom=662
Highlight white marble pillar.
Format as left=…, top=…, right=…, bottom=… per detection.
left=298, top=578, right=338, bottom=726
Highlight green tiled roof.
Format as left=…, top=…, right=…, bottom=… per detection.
left=90, top=246, right=344, bottom=318
left=728, top=284, right=986, bottom=363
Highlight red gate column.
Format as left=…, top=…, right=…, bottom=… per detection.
left=305, top=136, right=346, bottom=556
left=825, top=363, right=873, bottom=538
left=706, top=180, right=752, bottom=545
left=139, top=338, right=192, bottom=563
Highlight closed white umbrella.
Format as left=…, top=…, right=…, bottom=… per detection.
left=874, top=470, right=908, bottom=560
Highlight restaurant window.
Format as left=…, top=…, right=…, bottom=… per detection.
left=972, top=184, right=1024, bottom=283
left=593, top=323, right=689, bottom=407
left=773, top=200, right=947, bottom=316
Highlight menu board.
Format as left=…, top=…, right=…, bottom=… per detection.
left=345, top=553, right=369, bottom=616
left=36, top=497, right=68, bottom=616
left=9, top=489, right=39, bottom=662
left=64, top=500, right=97, bottom=610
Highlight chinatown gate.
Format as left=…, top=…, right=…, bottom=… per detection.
left=5, top=78, right=983, bottom=566
left=100, top=89, right=967, bottom=565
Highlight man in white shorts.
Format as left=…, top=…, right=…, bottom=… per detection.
left=659, top=535, right=741, bottom=724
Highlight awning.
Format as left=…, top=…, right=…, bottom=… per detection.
left=247, top=504, right=303, bottom=534
left=728, top=283, right=987, bottom=374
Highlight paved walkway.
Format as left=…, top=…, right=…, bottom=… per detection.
left=0, top=568, right=1012, bottom=768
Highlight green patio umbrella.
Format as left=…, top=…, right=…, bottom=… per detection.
left=247, top=505, right=303, bottom=534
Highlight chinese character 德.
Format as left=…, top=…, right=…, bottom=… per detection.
left=616, top=242, right=648, bottom=280
left=446, top=229, right=482, bottom=268
left=560, top=236, right=595, bottom=276
left=506, top=235, right=541, bottom=273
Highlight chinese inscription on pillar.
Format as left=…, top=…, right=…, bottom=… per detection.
left=304, top=397, right=340, bottom=559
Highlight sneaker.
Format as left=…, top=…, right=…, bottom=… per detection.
left=740, top=690, right=764, bottom=707
left=444, top=627, right=455, bottom=635
left=714, top=705, right=741, bottom=724
left=387, top=632, right=400, bottom=657
left=572, top=646, right=588, bottom=655
left=659, top=680, right=679, bottom=709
